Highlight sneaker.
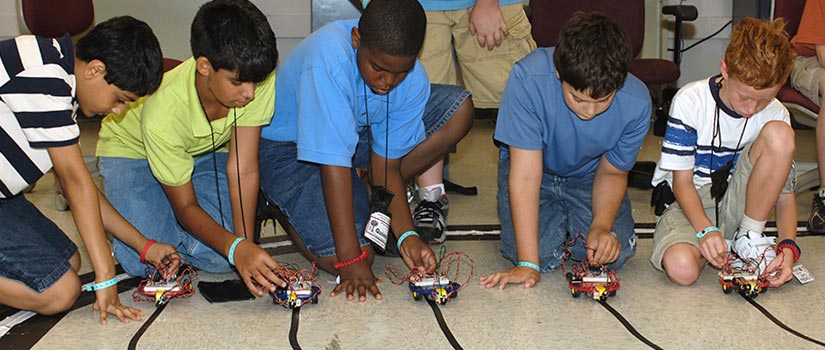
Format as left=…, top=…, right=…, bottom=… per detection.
left=808, top=190, right=825, bottom=234
left=413, top=187, right=448, bottom=244
left=731, top=229, right=776, bottom=274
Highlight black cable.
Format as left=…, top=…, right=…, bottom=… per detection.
left=232, top=108, right=248, bottom=239
left=598, top=299, right=663, bottom=350
left=127, top=303, right=167, bottom=350
left=199, top=99, right=226, bottom=228
left=743, top=296, right=825, bottom=347
left=426, top=299, right=463, bottom=350
left=671, top=20, right=733, bottom=53
left=289, top=307, right=302, bottom=350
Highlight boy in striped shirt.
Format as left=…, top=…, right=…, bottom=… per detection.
left=0, top=16, right=177, bottom=324
left=650, top=18, right=800, bottom=288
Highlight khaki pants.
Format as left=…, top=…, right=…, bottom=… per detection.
left=419, top=3, right=536, bottom=109
left=650, top=142, right=796, bottom=270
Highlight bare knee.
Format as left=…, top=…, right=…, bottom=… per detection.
left=69, top=252, right=81, bottom=272
left=33, top=272, right=81, bottom=315
left=662, top=244, right=703, bottom=286
left=758, top=121, right=795, bottom=156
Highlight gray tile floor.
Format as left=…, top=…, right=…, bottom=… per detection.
left=14, top=116, right=825, bottom=349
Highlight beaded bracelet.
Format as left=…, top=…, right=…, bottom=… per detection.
left=517, top=261, right=541, bottom=273
left=776, top=239, right=801, bottom=264
left=82, top=277, right=118, bottom=292
left=333, top=249, right=368, bottom=270
left=227, top=237, right=245, bottom=266
left=139, top=239, right=156, bottom=263
left=696, top=226, right=720, bottom=239
left=396, top=231, right=420, bottom=251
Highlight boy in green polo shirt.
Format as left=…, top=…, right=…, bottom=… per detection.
left=96, top=0, right=286, bottom=295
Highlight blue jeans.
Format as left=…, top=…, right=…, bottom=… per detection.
left=497, top=147, right=637, bottom=272
left=259, top=84, right=471, bottom=257
left=99, top=153, right=235, bottom=276
left=0, top=194, right=77, bottom=292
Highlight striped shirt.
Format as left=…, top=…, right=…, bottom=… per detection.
left=651, top=76, right=789, bottom=189
left=0, top=35, right=78, bottom=198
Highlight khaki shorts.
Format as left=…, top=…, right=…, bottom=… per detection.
left=650, top=142, right=796, bottom=270
left=790, top=55, right=825, bottom=106
left=419, top=3, right=537, bottom=109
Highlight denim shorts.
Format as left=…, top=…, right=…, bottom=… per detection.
left=99, top=153, right=236, bottom=276
left=259, top=84, right=471, bottom=257
left=0, top=194, right=78, bottom=292
left=497, top=147, right=637, bottom=272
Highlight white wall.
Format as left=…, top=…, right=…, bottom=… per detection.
left=4, top=0, right=310, bottom=61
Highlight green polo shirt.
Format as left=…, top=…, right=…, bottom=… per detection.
left=97, top=57, right=275, bottom=186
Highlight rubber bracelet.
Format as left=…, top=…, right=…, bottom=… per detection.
left=517, top=261, right=541, bottom=273
left=696, top=226, right=720, bottom=239
left=139, top=239, right=156, bottom=263
left=227, top=237, right=245, bottom=266
left=82, top=277, right=118, bottom=292
left=396, top=231, right=420, bottom=251
left=333, top=249, right=368, bottom=270
left=777, top=239, right=801, bottom=263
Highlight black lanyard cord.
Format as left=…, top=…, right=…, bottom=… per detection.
left=363, top=82, right=390, bottom=188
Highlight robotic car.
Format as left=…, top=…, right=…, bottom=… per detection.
left=566, top=266, right=620, bottom=301
left=270, top=280, right=321, bottom=309
left=409, top=275, right=461, bottom=305
left=137, top=276, right=193, bottom=306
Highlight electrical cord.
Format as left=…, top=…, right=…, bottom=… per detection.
left=598, top=299, right=664, bottom=350
left=127, top=303, right=168, bottom=350
left=426, top=299, right=463, bottom=350
left=743, top=295, right=825, bottom=347
left=289, top=307, right=303, bottom=350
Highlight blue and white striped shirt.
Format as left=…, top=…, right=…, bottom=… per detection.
left=651, top=75, right=789, bottom=189
left=0, top=35, right=77, bottom=198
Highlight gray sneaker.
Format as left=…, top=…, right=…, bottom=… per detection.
left=808, top=191, right=825, bottom=234
left=413, top=187, right=448, bottom=244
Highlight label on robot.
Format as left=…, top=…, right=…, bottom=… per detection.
left=143, top=281, right=181, bottom=292
left=414, top=276, right=451, bottom=287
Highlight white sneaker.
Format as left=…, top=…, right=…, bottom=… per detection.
left=731, top=230, right=776, bottom=274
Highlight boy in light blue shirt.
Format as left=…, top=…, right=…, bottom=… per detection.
left=259, top=0, right=473, bottom=302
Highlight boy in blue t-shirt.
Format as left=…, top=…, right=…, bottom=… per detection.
left=481, top=12, right=651, bottom=289
left=259, top=0, right=473, bottom=302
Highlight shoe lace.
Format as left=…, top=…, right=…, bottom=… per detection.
left=414, top=200, right=443, bottom=223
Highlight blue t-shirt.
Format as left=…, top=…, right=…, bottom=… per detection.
left=418, top=0, right=523, bottom=11
left=260, top=19, right=430, bottom=167
left=494, top=48, right=651, bottom=177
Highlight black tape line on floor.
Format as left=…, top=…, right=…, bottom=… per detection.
left=128, top=303, right=167, bottom=350
left=598, top=299, right=663, bottom=350
left=426, top=299, right=463, bottom=350
left=744, top=296, right=825, bottom=347
left=289, top=307, right=302, bottom=350
left=0, top=276, right=141, bottom=349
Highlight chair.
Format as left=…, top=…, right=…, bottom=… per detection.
left=773, top=0, right=821, bottom=191
left=21, top=0, right=94, bottom=38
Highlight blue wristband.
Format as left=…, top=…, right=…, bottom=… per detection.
left=82, top=277, right=118, bottom=292
left=696, top=226, right=720, bottom=239
left=517, top=261, right=541, bottom=273
left=228, top=237, right=245, bottom=266
left=396, top=231, right=419, bottom=251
